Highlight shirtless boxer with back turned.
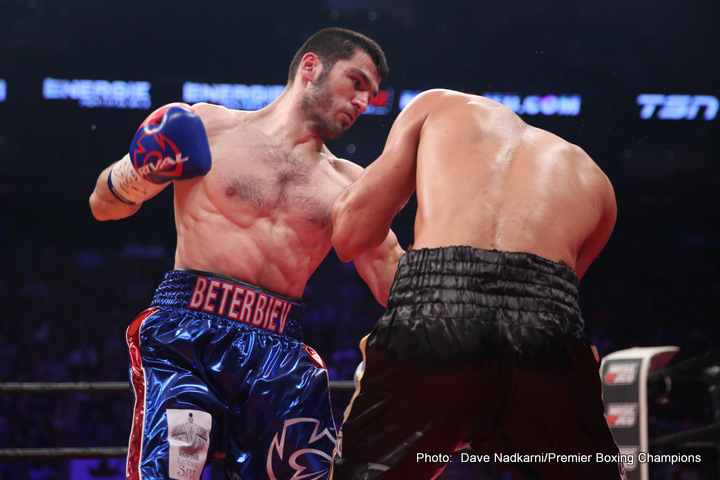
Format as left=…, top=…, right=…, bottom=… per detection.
left=90, top=28, right=402, bottom=480
left=330, top=89, right=625, bottom=480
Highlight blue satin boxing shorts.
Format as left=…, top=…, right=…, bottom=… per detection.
left=125, top=269, right=336, bottom=480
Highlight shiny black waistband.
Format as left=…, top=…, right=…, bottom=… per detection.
left=390, top=247, right=581, bottom=317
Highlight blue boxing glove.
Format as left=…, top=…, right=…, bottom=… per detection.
left=108, top=103, right=212, bottom=205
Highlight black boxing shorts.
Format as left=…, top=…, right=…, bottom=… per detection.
left=332, top=247, right=626, bottom=480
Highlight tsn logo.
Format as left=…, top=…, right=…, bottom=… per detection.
left=637, top=94, right=719, bottom=120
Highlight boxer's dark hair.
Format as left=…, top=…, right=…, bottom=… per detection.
left=287, top=27, right=389, bottom=84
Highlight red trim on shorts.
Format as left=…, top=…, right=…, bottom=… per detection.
left=125, top=307, right=157, bottom=480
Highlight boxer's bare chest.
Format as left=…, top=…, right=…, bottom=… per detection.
left=206, top=129, right=339, bottom=232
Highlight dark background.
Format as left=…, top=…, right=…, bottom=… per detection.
left=1, top=0, right=719, bottom=478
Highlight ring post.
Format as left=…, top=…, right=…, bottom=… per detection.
left=600, top=346, right=680, bottom=480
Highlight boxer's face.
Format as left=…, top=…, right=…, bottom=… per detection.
left=302, top=49, right=381, bottom=141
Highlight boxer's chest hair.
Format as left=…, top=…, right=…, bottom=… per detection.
left=224, top=143, right=331, bottom=228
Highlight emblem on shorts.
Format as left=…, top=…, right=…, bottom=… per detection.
left=167, top=409, right=212, bottom=480
left=266, top=417, right=336, bottom=480
left=171, top=412, right=209, bottom=458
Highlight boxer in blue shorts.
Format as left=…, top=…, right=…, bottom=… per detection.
left=330, top=89, right=625, bottom=479
left=126, top=270, right=335, bottom=479
left=90, top=28, right=402, bottom=480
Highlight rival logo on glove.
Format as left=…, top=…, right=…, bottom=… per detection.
left=132, top=132, right=190, bottom=182
left=109, top=103, right=211, bottom=205
left=128, top=103, right=212, bottom=185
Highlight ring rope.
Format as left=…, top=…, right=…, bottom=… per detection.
left=2, top=347, right=718, bottom=462
left=649, top=424, right=720, bottom=449
left=0, top=380, right=356, bottom=461
left=0, top=447, right=128, bottom=460
left=0, top=380, right=356, bottom=394
left=647, top=347, right=720, bottom=384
